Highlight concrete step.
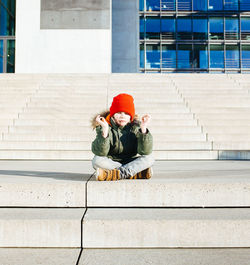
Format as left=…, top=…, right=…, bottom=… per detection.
left=218, top=151, right=250, bottom=160
left=0, top=141, right=210, bottom=151
left=7, top=125, right=202, bottom=134
left=195, top=113, right=250, bottom=120
left=0, top=126, right=8, bottom=133
left=13, top=118, right=198, bottom=126
left=25, top=102, right=186, bottom=109
left=82, top=208, right=250, bottom=248
left=78, top=248, right=250, bottom=265
left=17, top=113, right=195, bottom=120
left=87, top=160, right=250, bottom=207
left=0, top=141, right=91, bottom=150
left=0, top=150, right=93, bottom=159
left=153, top=150, right=218, bottom=160
left=0, top=160, right=92, bottom=207
left=203, top=126, right=250, bottom=134
left=0, top=249, right=80, bottom=265
left=2, top=132, right=206, bottom=141
left=214, top=142, right=250, bottom=150
left=154, top=141, right=211, bottom=150
left=0, top=119, right=14, bottom=126
left=197, top=119, right=250, bottom=126
left=0, top=208, right=85, bottom=247
left=0, top=150, right=217, bottom=160
left=208, top=134, right=250, bottom=141
left=191, top=107, right=250, bottom=114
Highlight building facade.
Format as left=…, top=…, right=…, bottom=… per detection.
left=0, top=0, right=15, bottom=73
left=140, top=0, right=250, bottom=73
left=1, top=0, right=250, bottom=73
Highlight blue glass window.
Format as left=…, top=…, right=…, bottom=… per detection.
left=178, top=0, right=192, bottom=11
left=225, top=45, right=239, bottom=68
left=208, top=0, right=223, bottom=10
left=161, top=0, right=176, bottom=11
left=7, top=39, right=14, bottom=73
left=0, top=0, right=15, bottom=36
left=224, top=0, right=238, bottom=10
left=210, top=45, right=224, bottom=68
left=193, top=0, right=207, bottom=11
left=177, top=44, right=192, bottom=69
left=177, top=18, right=192, bottom=40
left=162, top=44, right=176, bottom=68
left=240, top=0, right=250, bottom=11
left=145, top=17, right=160, bottom=39
left=146, top=0, right=160, bottom=11
left=209, top=17, right=224, bottom=40
left=225, top=17, right=239, bottom=40
left=193, top=17, right=208, bottom=40
left=161, top=17, right=175, bottom=39
left=193, top=45, right=208, bottom=69
left=0, top=40, right=3, bottom=73
left=241, top=17, right=250, bottom=40
left=242, top=45, right=250, bottom=68
left=140, top=44, right=145, bottom=68
left=140, top=17, right=144, bottom=40
left=146, top=44, right=160, bottom=69
left=139, top=0, right=144, bottom=11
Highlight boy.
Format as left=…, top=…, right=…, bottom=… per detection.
left=91, top=93, right=154, bottom=181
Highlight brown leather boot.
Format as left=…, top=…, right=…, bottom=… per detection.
left=96, top=168, right=121, bottom=181
left=130, top=167, right=152, bottom=179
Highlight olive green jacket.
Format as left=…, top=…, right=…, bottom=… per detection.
left=91, top=116, right=153, bottom=163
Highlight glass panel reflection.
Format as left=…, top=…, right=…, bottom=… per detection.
left=162, top=44, right=176, bottom=68
left=225, top=17, right=239, bottom=40
left=0, top=40, right=3, bottom=73
left=139, top=0, right=144, bottom=11
left=161, top=17, right=175, bottom=39
left=145, top=17, right=160, bottom=39
left=140, top=17, right=144, bottom=40
left=161, top=0, right=176, bottom=11
left=210, top=45, right=224, bottom=68
left=7, top=39, right=15, bottom=72
left=140, top=44, right=145, bottom=68
left=240, top=0, right=250, bottom=11
left=242, top=45, right=250, bottom=68
left=146, top=0, right=160, bottom=11
left=193, top=0, right=207, bottom=11
left=193, top=45, right=208, bottom=69
left=225, top=45, right=239, bottom=68
left=146, top=44, right=160, bottom=68
left=0, top=0, right=15, bottom=36
left=178, top=0, right=192, bottom=11
left=193, top=17, right=208, bottom=40
left=241, top=17, right=250, bottom=40
left=224, top=0, right=238, bottom=10
left=177, top=18, right=192, bottom=40
left=177, top=44, right=192, bottom=69
left=209, top=17, right=224, bottom=40
left=208, top=0, right=223, bottom=11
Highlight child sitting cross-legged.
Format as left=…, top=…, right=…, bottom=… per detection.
left=91, top=93, right=154, bottom=181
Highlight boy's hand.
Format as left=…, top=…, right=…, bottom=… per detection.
left=140, top=114, right=151, bottom=134
left=96, top=115, right=109, bottom=138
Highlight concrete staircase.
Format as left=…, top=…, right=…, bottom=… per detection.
left=1, top=73, right=250, bottom=160
left=0, top=74, right=250, bottom=264
left=0, top=160, right=250, bottom=264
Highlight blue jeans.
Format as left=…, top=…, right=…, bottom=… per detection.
left=92, top=155, right=155, bottom=179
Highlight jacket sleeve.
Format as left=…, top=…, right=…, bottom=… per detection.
left=136, top=127, right=153, bottom=155
left=91, top=126, right=111, bottom=156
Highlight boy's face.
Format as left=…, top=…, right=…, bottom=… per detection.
left=113, top=112, right=131, bottom=127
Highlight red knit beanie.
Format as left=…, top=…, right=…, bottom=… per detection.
left=110, top=93, right=135, bottom=121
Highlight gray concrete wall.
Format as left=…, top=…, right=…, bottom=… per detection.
left=41, top=0, right=110, bottom=29
left=112, top=0, right=139, bottom=73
